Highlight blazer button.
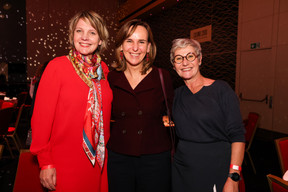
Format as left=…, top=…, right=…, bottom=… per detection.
left=138, top=110, right=143, bottom=115
left=122, top=130, right=127, bottom=134
left=121, top=112, right=126, bottom=117
left=137, top=130, right=142, bottom=135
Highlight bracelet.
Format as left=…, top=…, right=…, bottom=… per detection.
left=230, top=164, right=241, bottom=171
left=41, top=165, right=55, bottom=170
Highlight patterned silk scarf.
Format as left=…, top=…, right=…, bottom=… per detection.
left=69, top=49, right=105, bottom=169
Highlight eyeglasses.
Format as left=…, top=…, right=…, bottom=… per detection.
left=173, top=52, right=199, bottom=64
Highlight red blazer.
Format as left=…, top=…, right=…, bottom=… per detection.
left=107, top=66, right=174, bottom=156
left=30, top=56, right=112, bottom=192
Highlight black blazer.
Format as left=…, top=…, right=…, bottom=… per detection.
left=107, top=66, right=174, bottom=156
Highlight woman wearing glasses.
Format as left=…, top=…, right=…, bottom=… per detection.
left=170, top=38, right=245, bottom=192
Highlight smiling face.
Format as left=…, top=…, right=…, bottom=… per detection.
left=173, top=45, right=202, bottom=81
left=121, top=25, right=151, bottom=67
left=73, top=18, right=102, bottom=59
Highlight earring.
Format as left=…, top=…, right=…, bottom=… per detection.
left=146, top=53, right=149, bottom=62
left=120, top=51, right=124, bottom=61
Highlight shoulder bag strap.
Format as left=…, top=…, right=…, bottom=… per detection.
left=158, top=68, right=175, bottom=159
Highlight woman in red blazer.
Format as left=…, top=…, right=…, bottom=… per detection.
left=107, top=19, right=174, bottom=192
left=30, top=11, right=112, bottom=192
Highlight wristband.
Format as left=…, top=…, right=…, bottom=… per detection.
left=230, top=164, right=241, bottom=171
left=41, top=165, right=55, bottom=170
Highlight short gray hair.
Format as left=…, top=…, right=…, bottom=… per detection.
left=170, top=38, right=202, bottom=64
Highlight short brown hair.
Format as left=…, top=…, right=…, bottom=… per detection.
left=68, top=10, right=109, bottom=54
left=113, top=19, right=156, bottom=74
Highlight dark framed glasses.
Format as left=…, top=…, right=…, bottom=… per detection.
left=173, top=52, right=199, bottom=64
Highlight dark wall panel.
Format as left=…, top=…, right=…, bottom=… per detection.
left=144, top=0, right=238, bottom=89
